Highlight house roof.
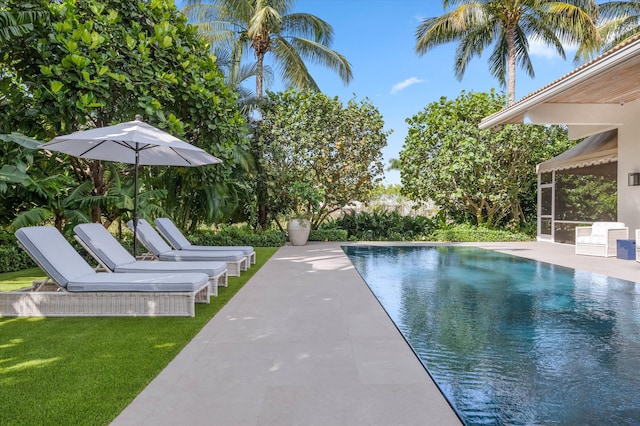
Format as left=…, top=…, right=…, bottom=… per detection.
left=536, top=129, right=617, bottom=173
left=479, top=33, right=640, bottom=139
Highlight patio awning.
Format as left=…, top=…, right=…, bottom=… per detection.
left=537, top=129, right=617, bottom=173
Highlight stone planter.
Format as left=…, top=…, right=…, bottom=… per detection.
left=287, top=218, right=311, bottom=246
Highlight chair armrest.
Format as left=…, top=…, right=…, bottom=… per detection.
left=606, top=227, right=629, bottom=246
left=575, top=227, right=593, bottom=238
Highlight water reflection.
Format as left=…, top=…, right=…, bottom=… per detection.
left=344, top=245, right=640, bottom=425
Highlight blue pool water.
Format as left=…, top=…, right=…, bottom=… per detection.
left=344, top=245, right=640, bottom=425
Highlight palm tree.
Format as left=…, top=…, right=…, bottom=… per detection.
left=211, top=46, right=274, bottom=114
left=0, top=1, right=48, bottom=43
left=595, top=1, right=640, bottom=53
left=185, top=0, right=352, bottom=99
left=415, top=0, right=600, bottom=105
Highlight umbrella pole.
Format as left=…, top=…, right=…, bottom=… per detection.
left=133, top=148, right=139, bottom=256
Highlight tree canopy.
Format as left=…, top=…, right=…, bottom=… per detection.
left=185, top=0, right=352, bottom=99
left=254, top=89, right=389, bottom=229
left=400, top=90, right=571, bottom=228
left=415, top=0, right=600, bottom=105
left=0, top=0, right=250, bottom=230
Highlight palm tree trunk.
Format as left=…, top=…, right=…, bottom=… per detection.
left=507, top=25, right=517, bottom=106
left=256, top=52, right=264, bottom=99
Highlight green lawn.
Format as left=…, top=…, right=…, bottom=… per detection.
left=0, top=247, right=278, bottom=426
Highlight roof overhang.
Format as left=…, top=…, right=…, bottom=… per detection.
left=479, top=35, right=640, bottom=139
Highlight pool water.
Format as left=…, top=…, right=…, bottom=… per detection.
left=344, top=245, right=640, bottom=425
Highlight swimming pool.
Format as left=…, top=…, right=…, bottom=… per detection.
left=344, top=245, right=640, bottom=425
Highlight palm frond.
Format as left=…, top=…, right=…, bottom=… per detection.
left=9, top=208, right=52, bottom=230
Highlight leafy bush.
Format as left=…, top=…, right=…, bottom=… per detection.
left=320, top=208, right=435, bottom=241
left=309, top=228, right=348, bottom=242
left=191, top=225, right=286, bottom=247
left=0, top=245, right=36, bottom=273
left=430, top=223, right=533, bottom=242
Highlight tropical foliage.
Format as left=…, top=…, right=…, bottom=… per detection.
left=415, top=0, right=600, bottom=104
left=400, top=90, right=572, bottom=229
left=596, top=1, right=640, bottom=53
left=253, top=89, right=389, bottom=229
left=0, top=0, right=250, bottom=230
left=184, top=0, right=352, bottom=99
left=0, top=0, right=48, bottom=43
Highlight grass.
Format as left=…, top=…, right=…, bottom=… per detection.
left=0, top=268, right=48, bottom=292
left=0, top=247, right=278, bottom=426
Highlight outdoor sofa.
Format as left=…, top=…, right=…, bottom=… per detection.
left=0, top=226, right=210, bottom=317
left=154, top=217, right=256, bottom=266
left=127, top=219, right=247, bottom=276
left=575, top=221, right=628, bottom=257
left=74, top=223, right=228, bottom=296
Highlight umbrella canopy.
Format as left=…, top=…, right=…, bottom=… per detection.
left=40, top=117, right=222, bottom=254
left=40, top=119, right=222, bottom=166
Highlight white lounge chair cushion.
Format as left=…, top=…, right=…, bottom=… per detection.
left=67, top=272, right=209, bottom=292
left=114, top=260, right=226, bottom=277
left=129, top=219, right=245, bottom=261
left=75, top=223, right=227, bottom=277
left=155, top=217, right=254, bottom=255
left=16, top=226, right=97, bottom=287
left=74, top=223, right=136, bottom=271
left=15, top=226, right=209, bottom=293
left=158, top=250, right=245, bottom=262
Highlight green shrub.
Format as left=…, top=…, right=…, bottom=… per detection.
left=319, top=209, right=435, bottom=241
left=309, top=228, right=348, bottom=242
left=191, top=225, right=286, bottom=247
left=430, top=223, right=533, bottom=242
left=0, top=245, right=36, bottom=273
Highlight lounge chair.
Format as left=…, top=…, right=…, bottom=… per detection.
left=154, top=217, right=256, bottom=266
left=1, top=226, right=211, bottom=317
left=575, top=222, right=628, bottom=257
left=127, top=219, right=247, bottom=276
left=74, top=223, right=227, bottom=296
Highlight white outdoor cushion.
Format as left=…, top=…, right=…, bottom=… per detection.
left=15, top=226, right=209, bottom=293
left=576, top=236, right=607, bottom=245
left=74, top=223, right=136, bottom=271
left=16, top=226, right=96, bottom=287
left=67, top=272, right=209, bottom=293
left=590, top=222, right=625, bottom=237
left=75, top=223, right=226, bottom=277
left=129, top=219, right=245, bottom=262
left=155, top=217, right=254, bottom=255
left=114, top=261, right=226, bottom=277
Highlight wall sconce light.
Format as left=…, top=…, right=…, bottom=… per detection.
left=629, top=173, right=640, bottom=186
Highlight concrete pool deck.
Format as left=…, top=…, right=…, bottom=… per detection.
left=112, top=241, right=640, bottom=426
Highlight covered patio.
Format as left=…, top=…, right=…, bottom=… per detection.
left=480, top=33, right=640, bottom=241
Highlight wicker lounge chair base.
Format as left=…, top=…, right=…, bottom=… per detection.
left=8, top=226, right=211, bottom=317
left=0, top=286, right=209, bottom=317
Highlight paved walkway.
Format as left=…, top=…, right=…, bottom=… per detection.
left=112, top=241, right=640, bottom=426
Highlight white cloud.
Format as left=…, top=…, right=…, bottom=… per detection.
left=391, top=77, right=424, bottom=94
left=528, top=37, right=578, bottom=59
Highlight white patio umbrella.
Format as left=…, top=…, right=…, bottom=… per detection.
left=40, top=116, right=222, bottom=254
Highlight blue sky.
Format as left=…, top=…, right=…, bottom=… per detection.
left=177, top=0, right=582, bottom=184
